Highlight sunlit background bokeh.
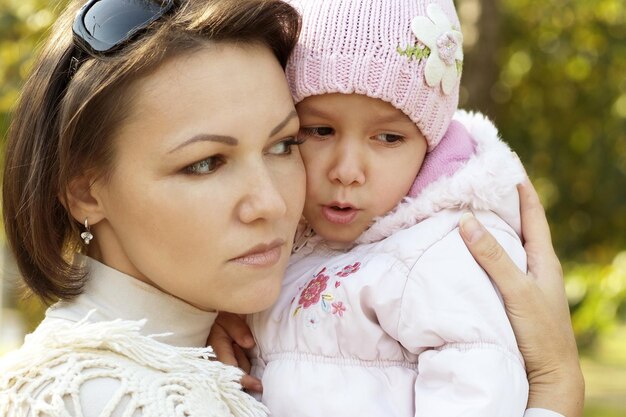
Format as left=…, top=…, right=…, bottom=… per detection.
left=1, top=0, right=625, bottom=415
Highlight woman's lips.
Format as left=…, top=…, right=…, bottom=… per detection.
left=231, top=239, right=284, bottom=267
left=321, top=205, right=358, bottom=225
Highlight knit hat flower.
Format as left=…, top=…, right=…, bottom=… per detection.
left=411, top=4, right=463, bottom=95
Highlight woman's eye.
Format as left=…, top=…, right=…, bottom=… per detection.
left=184, top=156, right=224, bottom=175
left=268, top=137, right=305, bottom=155
left=373, top=133, right=405, bottom=144
left=299, top=126, right=335, bottom=139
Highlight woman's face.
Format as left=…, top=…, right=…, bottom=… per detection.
left=90, top=44, right=305, bottom=314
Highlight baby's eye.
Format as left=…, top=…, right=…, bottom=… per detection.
left=299, top=126, right=335, bottom=139
left=267, top=137, right=305, bottom=155
left=373, top=133, right=405, bottom=144
left=184, top=156, right=224, bottom=175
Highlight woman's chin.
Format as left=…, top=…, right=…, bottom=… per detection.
left=224, top=280, right=283, bottom=315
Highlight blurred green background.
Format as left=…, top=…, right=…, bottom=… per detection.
left=0, top=0, right=625, bottom=415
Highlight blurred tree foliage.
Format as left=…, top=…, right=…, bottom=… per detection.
left=462, top=0, right=626, bottom=263
left=0, top=0, right=70, bottom=330
left=1, top=0, right=625, bottom=348
left=0, top=0, right=65, bottom=132
left=566, top=251, right=626, bottom=348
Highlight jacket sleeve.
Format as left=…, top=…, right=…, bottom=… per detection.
left=394, top=224, right=529, bottom=417
left=524, top=409, right=566, bottom=417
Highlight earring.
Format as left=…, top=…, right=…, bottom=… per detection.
left=80, top=218, right=93, bottom=245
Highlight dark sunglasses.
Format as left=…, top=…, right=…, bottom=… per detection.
left=71, top=0, right=174, bottom=59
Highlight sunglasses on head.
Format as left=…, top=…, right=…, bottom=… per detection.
left=70, top=0, right=174, bottom=70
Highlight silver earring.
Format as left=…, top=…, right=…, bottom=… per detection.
left=80, top=218, right=93, bottom=245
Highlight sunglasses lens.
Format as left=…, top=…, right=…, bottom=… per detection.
left=79, top=0, right=171, bottom=52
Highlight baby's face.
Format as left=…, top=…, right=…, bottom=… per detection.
left=297, top=93, right=427, bottom=245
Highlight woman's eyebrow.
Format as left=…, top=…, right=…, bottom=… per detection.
left=168, top=110, right=297, bottom=154
left=269, top=110, right=298, bottom=136
left=168, top=134, right=238, bottom=154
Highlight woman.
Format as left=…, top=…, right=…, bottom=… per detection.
left=1, top=0, right=304, bottom=415
left=0, top=0, right=582, bottom=416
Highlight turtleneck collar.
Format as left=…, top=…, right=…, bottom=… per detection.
left=45, top=256, right=218, bottom=348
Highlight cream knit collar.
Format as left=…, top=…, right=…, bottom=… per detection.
left=46, top=256, right=218, bottom=348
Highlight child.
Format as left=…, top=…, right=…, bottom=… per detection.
left=247, top=0, right=529, bottom=416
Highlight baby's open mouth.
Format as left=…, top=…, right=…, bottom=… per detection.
left=322, top=205, right=359, bottom=224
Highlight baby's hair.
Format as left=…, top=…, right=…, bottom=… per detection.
left=2, top=0, right=301, bottom=302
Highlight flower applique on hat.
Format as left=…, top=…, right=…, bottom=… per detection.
left=398, top=3, right=464, bottom=95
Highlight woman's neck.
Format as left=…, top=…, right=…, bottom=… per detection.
left=45, top=255, right=218, bottom=348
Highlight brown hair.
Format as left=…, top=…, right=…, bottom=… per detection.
left=2, top=0, right=300, bottom=302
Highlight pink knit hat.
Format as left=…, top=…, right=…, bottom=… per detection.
left=286, top=0, right=464, bottom=150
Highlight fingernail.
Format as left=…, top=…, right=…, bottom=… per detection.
left=252, top=382, right=263, bottom=392
left=243, top=335, right=255, bottom=347
left=460, top=212, right=484, bottom=243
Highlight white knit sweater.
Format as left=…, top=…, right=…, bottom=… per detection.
left=0, top=257, right=268, bottom=417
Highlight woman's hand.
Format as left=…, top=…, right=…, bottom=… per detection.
left=207, top=313, right=263, bottom=392
left=459, top=179, right=584, bottom=417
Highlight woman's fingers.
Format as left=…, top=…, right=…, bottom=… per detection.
left=240, top=374, right=263, bottom=393
left=233, top=342, right=252, bottom=373
left=215, top=313, right=256, bottom=348
left=517, top=181, right=571, bottom=321
left=459, top=212, right=524, bottom=300
left=518, top=179, right=551, bottom=246
left=233, top=343, right=263, bottom=393
left=207, top=313, right=263, bottom=392
left=206, top=313, right=254, bottom=366
left=208, top=320, right=240, bottom=367
left=517, top=180, right=560, bottom=273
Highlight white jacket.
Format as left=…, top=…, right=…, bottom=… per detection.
left=249, top=111, right=530, bottom=417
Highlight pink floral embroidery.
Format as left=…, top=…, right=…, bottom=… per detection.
left=331, top=301, right=346, bottom=317
left=298, top=269, right=329, bottom=308
left=336, top=262, right=361, bottom=277
left=335, top=281, right=341, bottom=288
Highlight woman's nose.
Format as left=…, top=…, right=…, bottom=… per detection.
left=238, top=165, right=288, bottom=224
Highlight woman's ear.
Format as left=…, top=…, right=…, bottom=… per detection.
left=62, top=174, right=106, bottom=225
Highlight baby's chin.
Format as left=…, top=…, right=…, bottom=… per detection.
left=312, top=225, right=368, bottom=249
